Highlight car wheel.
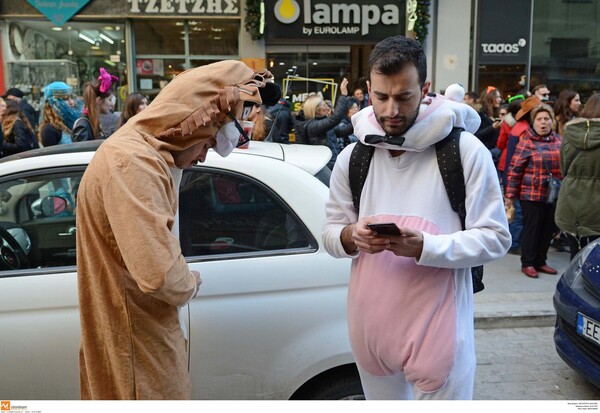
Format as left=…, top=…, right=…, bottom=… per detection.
left=291, top=367, right=365, bottom=400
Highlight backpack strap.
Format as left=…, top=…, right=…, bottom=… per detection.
left=435, top=127, right=466, bottom=230
left=349, top=141, right=375, bottom=214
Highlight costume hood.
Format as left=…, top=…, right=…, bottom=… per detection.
left=122, top=60, right=272, bottom=165
left=352, top=93, right=481, bottom=152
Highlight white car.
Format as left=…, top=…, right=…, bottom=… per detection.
left=0, top=140, right=362, bottom=400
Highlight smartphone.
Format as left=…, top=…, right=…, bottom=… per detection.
left=367, top=222, right=401, bottom=236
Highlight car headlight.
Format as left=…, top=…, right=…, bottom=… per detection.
left=562, top=239, right=600, bottom=287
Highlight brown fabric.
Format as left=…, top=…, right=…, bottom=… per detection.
left=515, top=96, right=542, bottom=121
left=76, top=60, right=267, bottom=399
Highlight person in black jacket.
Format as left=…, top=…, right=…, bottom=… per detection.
left=266, top=99, right=295, bottom=143
left=1, top=100, right=38, bottom=156
left=73, top=67, right=118, bottom=142
left=2, top=87, right=38, bottom=132
left=294, top=78, right=350, bottom=170
left=475, top=86, right=503, bottom=167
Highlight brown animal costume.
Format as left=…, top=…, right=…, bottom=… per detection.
left=77, top=61, right=271, bottom=399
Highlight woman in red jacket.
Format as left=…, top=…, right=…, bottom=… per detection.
left=505, top=103, right=562, bottom=278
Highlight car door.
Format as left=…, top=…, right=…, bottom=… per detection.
left=0, top=167, right=84, bottom=399
left=179, top=163, right=354, bottom=400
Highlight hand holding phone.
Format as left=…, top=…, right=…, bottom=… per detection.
left=367, top=222, right=401, bottom=236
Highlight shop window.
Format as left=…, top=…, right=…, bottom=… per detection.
left=133, top=21, right=185, bottom=55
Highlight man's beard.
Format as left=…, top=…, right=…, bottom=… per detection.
left=376, top=103, right=420, bottom=136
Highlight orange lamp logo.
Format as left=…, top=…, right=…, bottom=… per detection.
left=1, top=401, right=10, bottom=411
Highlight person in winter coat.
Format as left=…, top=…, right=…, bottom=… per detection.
left=294, top=78, right=350, bottom=170
left=38, top=81, right=82, bottom=147
left=76, top=61, right=278, bottom=399
left=1, top=99, right=38, bottom=156
left=475, top=86, right=503, bottom=156
left=73, top=68, right=118, bottom=141
left=505, top=103, right=562, bottom=278
left=555, top=93, right=600, bottom=259
left=266, top=99, right=295, bottom=143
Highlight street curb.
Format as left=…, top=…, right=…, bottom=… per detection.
left=475, top=312, right=556, bottom=329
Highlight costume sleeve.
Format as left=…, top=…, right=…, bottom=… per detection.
left=417, top=132, right=511, bottom=269
left=322, top=144, right=360, bottom=258
left=103, top=152, right=196, bottom=306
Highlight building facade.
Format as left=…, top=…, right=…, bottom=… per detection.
left=1, top=0, right=599, bottom=111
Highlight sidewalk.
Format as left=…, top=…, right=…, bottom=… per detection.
left=474, top=246, right=571, bottom=329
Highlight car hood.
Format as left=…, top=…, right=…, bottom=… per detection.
left=229, top=141, right=332, bottom=176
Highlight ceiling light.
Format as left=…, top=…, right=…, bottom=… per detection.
left=104, top=26, right=114, bottom=31
left=78, top=33, right=95, bottom=45
left=103, top=60, right=116, bottom=67
left=51, top=27, right=63, bottom=31
left=91, top=45, right=100, bottom=50
left=99, top=33, right=114, bottom=44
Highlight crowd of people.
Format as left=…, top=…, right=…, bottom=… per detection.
left=0, top=68, right=149, bottom=157
left=459, top=83, right=599, bottom=278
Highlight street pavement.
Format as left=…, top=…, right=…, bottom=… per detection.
left=474, top=245, right=571, bottom=328
left=473, top=245, right=600, bottom=400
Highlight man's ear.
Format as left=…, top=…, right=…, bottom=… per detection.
left=422, top=81, right=431, bottom=98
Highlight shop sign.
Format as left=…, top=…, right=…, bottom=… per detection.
left=127, top=0, right=240, bottom=16
left=26, top=0, right=91, bottom=26
left=477, top=0, right=532, bottom=65
left=266, top=0, right=404, bottom=44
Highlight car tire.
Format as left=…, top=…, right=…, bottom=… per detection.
left=291, top=367, right=364, bottom=400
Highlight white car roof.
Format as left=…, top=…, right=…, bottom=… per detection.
left=0, top=140, right=332, bottom=176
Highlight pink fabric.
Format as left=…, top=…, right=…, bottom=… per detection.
left=348, top=214, right=457, bottom=392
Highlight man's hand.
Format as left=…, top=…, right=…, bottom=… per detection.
left=341, top=218, right=423, bottom=259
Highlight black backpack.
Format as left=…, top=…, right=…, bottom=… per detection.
left=349, top=127, right=485, bottom=293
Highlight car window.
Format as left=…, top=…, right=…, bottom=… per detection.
left=179, top=168, right=315, bottom=257
left=0, top=169, right=83, bottom=272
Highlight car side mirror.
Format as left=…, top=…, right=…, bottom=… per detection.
left=40, top=196, right=68, bottom=217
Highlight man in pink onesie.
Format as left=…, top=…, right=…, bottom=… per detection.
left=322, top=36, right=511, bottom=399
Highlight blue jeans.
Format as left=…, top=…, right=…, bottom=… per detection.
left=510, top=199, right=523, bottom=249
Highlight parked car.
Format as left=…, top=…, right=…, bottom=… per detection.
left=0, top=140, right=363, bottom=400
left=554, top=237, right=600, bottom=388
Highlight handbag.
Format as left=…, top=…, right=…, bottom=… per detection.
left=533, top=142, right=562, bottom=204
left=546, top=175, right=562, bottom=204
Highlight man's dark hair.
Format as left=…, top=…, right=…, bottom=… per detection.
left=531, top=84, right=547, bottom=95
left=465, top=91, right=478, bottom=101
left=368, top=36, right=427, bottom=87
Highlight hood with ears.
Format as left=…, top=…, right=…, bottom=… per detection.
left=120, top=60, right=270, bottom=165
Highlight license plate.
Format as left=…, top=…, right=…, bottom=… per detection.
left=577, top=312, right=600, bottom=346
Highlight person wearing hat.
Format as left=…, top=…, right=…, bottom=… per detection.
left=76, top=60, right=279, bottom=400
left=3, top=87, right=38, bottom=132
left=501, top=96, right=542, bottom=255
left=38, top=81, right=82, bottom=147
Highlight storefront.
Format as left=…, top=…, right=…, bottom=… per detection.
left=263, top=0, right=407, bottom=111
left=473, top=0, right=600, bottom=101
left=1, top=0, right=245, bottom=110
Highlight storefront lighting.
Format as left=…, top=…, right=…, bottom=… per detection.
left=176, top=22, right=184, bottom=26
left=103, top=60, right=116, bottom=67
left=104, top=26, right=114, bottom=31
left=99, top=33, right=114, bottom=44
left=51, top=27, right=63, bottom=31
left=279, top=62, right=285, bottom=66
left=78, top=33, right=95, bottom=45
left=91, top=45, right=100, bottom=50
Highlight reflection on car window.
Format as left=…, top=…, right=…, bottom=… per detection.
left=179, top=169, right=313, bottom=257
left=0, top=170, right=83, bottom=272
